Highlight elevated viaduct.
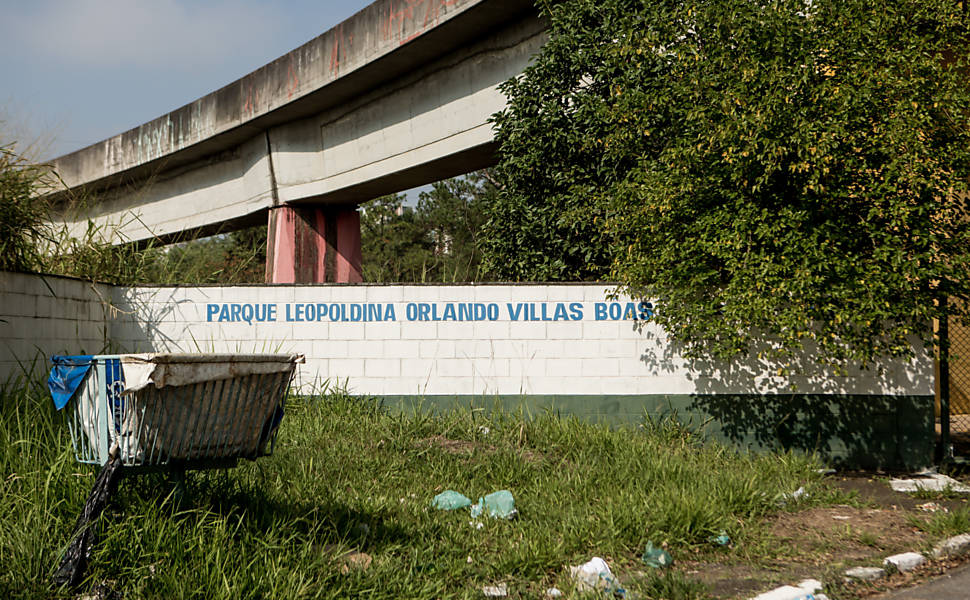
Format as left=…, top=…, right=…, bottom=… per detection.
left=47, top=0, right=544, bottom=282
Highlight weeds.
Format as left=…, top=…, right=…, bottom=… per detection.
left=0, top=144, right=50, bottom=272
left=907, top=507, right=970, bottom=539
left=0, top=382, right=839, bottom=599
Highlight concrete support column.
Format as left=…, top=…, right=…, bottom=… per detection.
left=265, top=204, right=362, bottom=283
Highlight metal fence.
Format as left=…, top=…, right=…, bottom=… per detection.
left=941, top=312, right=970, bottom=461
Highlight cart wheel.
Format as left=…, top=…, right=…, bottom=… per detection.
left=169, top=466, right=189, bottom=505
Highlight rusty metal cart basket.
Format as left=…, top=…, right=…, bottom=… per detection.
left=54, top=353, right=304, bottom=469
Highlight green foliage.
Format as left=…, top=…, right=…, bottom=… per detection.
left=153, top=226, right=267, bottom=285
left=361, top=171, right=494, bottom=282
left=0, top=144, right=49, bottom=272
left=487, top=0, right=970, bottom=365
left=1, top=139, right=267, bottom=285
left=908, top=506, right=970, bottom=539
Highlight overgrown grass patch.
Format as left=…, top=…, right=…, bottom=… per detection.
left=3, top=382, right=837, bottom=599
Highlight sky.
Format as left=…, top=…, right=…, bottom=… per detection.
left=0, top=0, right=374, bottom=161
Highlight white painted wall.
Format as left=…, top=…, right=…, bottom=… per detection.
left=0, top=271, right=109, bottom=383
left=0, top=272, right=933, bottom=398
left=108, top=283, right=934, bottom=398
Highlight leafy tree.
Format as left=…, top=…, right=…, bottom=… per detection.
left=361, top=172, right=495, bottom=282
left=360, top=193, right=430, bottom=282
left=156, top=226, right=267, bottom=285
left=485, top=0, right=970, bottom=366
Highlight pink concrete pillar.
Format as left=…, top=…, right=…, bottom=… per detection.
left=335, top=209, right=363, bottom=283
left=265, top=204, right=361, bottom=283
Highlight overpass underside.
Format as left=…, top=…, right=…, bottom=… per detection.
left=46, top=0, right=543, bottom=282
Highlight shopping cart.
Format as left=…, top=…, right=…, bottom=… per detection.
left=51, top=353, right=303, bottom=469
left=48, top=353, right=304, bottom=587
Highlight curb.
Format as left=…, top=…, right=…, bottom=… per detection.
left=748, top=534, right=970, bottom=600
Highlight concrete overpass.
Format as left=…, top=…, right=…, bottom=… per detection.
left=46, top=0, right=544, bottom=282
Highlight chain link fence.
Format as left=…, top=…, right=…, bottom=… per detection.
left=941, top=312, right=970, bottom=460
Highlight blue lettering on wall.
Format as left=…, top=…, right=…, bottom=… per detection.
left=595, top=301, right=654, bottom=321
left=569, top=302, right=583, bottom=320
left=206, top=303, right=278, bottom=324
left=205, top=300, right=651, bottom=324
left=405, top=302, right=502, bottom=321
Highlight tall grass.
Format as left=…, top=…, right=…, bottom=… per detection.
left=1, top=382, right=831, bottom=599
left=0, top=144, right=49, bottom=272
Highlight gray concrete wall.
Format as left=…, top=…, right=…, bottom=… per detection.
left=0, top=271, right=110, bottom=384
left=45, top=0, right=541, bottom=245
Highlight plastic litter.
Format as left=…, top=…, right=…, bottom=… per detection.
left=917, top=501, right=947, bottom=513
left=545, top=587, right=563, bottom=598
left=707, top=530, right=730, bottom=546
left=431, top=490, right=472, bottom=510
left=641, top=541, right=673, bottom=568
left=482, top=583, right=508, bottom=597
left=339, top=551, right=372, bottom=574
left=470, top=490, right=517, bottom=519
left=569, top=557, right=626, bottom=597
left=779, top=486, right=809, bottom=504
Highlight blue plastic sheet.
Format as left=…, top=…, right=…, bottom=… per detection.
left=48, top=355, right=94, bottom=410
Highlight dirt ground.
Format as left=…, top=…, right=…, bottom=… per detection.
left=678, top=473, right=970, bottom=599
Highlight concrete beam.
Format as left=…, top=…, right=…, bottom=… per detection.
left=45, top=0, right=541, bottom=246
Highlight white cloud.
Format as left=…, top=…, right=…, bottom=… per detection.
left=6, top=0, right=283, bottom=72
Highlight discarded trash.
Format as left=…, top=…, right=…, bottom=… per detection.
left=545, top=587, right=563, bottom=598
left=53, top=449, right=124, bottom=588
left=339, top=551, right=373, bottom=574
left=77, top=581, right=122, bottom=600
left=569, top=557, right=626, bottom=597
left=778, top=486, right=809, bottom=505
left=707, top=530, right=730, bottom=546
left=889, top=473, right=970, bottom=494
left=471, top=490, right=517, bottom=519
left=432, top=490, right=472, bottom=510
left=917, top=501, right=948, bottom=513
left=479, top=426, right=491, bottom=436
left=883, top=551, right=925, bottom=573
left=482, top=583, right=508, bottom=597
left=832, top=515, right=851, bottom=521
left=816, top=468, right=836, bottom=476
left=469, top=520, right=484, bottom=530
left=642, top=541, right=673, bottom=569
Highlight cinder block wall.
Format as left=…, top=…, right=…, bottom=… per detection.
left=0, top=273, right=937, bottom=468
left=0, top=271, right=109, bottom=384
left=109, top=283, right=933, bottom=399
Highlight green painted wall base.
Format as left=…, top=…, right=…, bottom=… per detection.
left=376, top=394, right=935, bottom=470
